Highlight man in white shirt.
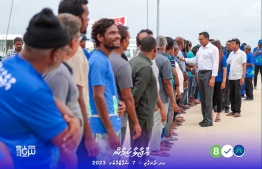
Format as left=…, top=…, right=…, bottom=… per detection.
left=180, top=32, right=219, bottom=127
left=226, top=38, right=246, bottom=117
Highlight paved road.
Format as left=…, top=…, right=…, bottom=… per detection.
left=121, top=77, right=261, bottom=169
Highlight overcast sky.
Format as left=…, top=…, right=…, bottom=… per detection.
left=0, top=0, right=261, bottom=48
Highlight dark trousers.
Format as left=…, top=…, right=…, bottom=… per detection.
left=194, top=86, right=199, bottom=100
left=229, top=79, right=242, bottom=113
left=254, top=65, right=262, bottom=87
left=213, top=82, right=223, bottom=112
left=76, top=137, right=98, bottom=169
left=198, top=71, right=214, bottom=123
left=245, top=78, right=254, bottom=99
left=128, top=122, right=152, bottom=169
left=223, top=78, right=230, bottom=110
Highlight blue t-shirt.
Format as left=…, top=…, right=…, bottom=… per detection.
left=223, top=50, right=232, bottom=76
left=88, top=50, right=121, bottom=134
left=246, top=52, right=255, bottom=78
left=83, top=48, right=91, bottom=60
left=187, top=51, right=195, bottom=78
left=253, top=47, right=262, bottom=66
left=215, top=56, right=227, bottom=82
left=0, top=55, right=67, bottom=168
left=162, top=52, right=175, bottom=86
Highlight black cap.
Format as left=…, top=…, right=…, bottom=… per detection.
left=24, top=8, right=70, bottom=49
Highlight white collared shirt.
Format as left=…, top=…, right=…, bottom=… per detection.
left=185, top=42, right=219, bottom=76
left=227, top=49, right=246, bottom=80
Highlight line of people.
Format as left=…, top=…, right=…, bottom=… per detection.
left=0, top=0, right=261, bottom=169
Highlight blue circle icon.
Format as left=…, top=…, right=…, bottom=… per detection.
left=233, top=145, right=245, bottom=157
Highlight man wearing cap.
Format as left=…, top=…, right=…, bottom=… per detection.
left=80, top=34, right=91, bottom=60
left=253, top=39, right=262, bottom=89
left=4, top=37, right=23, bottom=60
left=244, top=45, right=254, bottom=100
left=0, top=8, right=78, bottom=168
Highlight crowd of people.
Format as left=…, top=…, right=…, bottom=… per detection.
left=0, top=0, right=261, bottom=169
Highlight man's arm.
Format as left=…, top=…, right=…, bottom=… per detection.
left=93, top=86, right=120, bottom=149
left=172, top=67, right=179, bottom=88
left=77, top=85, right=99, bottom=157
left=120, top=88, right=141, bottom=139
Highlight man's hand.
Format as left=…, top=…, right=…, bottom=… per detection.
left=209, top=77, right=215, bottom=87
left=240, top=77, right=245, bottom=85
left=118, top=101, right=126, bottom=116
left=221, top=82, right=226, bottom=89
left=132, top=124, right=142, bottom=140
left=192, top=67, right=197, bottom=74
left=154, top=106, right=159, bottom=112
left=160, top=107, right=167, bottom=122
left=85, top=137, right=99, bottom=157
left=108, top=131, right=121, bottom=150
left=62, top=115, right=81, bottom=151
left=171, top=101, right=179, bottom=112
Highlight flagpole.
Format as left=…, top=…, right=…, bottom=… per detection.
left=156, top=0, right=159, bottom=36
left=3, top=0, right=14, bottom=58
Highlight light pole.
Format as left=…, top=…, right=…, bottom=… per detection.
left=147, top=0, right=148, bottom=28
left=156, top=0, right=159, bottom=36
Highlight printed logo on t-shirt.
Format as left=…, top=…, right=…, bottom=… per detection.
left=0, top=62, right=16, bottom=90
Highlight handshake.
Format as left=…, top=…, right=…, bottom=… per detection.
left=177, top=56, right=185, bottom=62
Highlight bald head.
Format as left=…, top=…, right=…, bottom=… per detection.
left=136, top=32, right=149, bottom=47
left=175, top=36, right=184, bottom=50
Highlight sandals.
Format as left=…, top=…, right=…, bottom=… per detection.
left=160, top=146, right=171, bottom=151
left=214, top=117, right=221, bottom=122
left=150, top=151, right=170, bottom=157
left=233, top=113, right=241, bottom=117
left=226, top=112, right=235, bottom=116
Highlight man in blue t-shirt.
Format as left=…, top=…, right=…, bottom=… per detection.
left=223, top=40, right=232, bottom=113
left=0, top=9, right=80, bottom=169
left=253, top=39, right=262, bottom=89
left=88, top=18, right=124, bottom=163
left=244, top=45, right=255, bottom=100
left=0, top=142, right=13, bottom=168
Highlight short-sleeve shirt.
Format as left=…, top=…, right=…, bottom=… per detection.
left=227, top=49, right=247, bottom=80
left=246, top=52, right=255, bottom=78
left=109, top=52, right=133, bottom=128
left=253, top=47, right=262, bottom=66
left=0, top=55, right=67, bottom=168
left=88, top=50, right=121, bottom=134
left=155, top=52, right=172, bottom=103
left=43, top=62, right=83, bottom=124
left=187, top=51, right=195, bottom=78
left=67, top=47, right=89, bottom=107
left=215, top=56, right=227, bottom=82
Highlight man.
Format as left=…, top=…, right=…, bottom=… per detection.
left=129, top=36, right=158, bottom=168
left=58, top=1, right=99, bottom=168
left=0, top=8, right=78, bottom=168
left=223, top=40, right=232, bottom=113
left=132, top=29, right=153, bottom=58
left=89, top=18, right=124, bottom=164
left=180, top=32, right=219, bottom=127
left=80, top=34, right=91, bottom=60
left=149, top=36, right=173, bottom=157
left=4, top=37, right=23, bottom=60
left=226, top=38, right=246, bottom=117
left=243, top=45, right=255, bottom=100
left=109, top=25, right=141, bottom=145
left=43, top=13, right=84, bottom=154
left=253, top=39, right=262, bottom=89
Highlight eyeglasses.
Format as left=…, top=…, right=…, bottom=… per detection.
left=198, top=38, right=206, bottom=41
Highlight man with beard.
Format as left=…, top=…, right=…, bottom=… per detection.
left=109, top=25, right=141, bottom=145
left=4, top=37, right=23, bottom=60
left=89, top=18, right=124, bottom=166
left=58, top=1, right=99, bottom=168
